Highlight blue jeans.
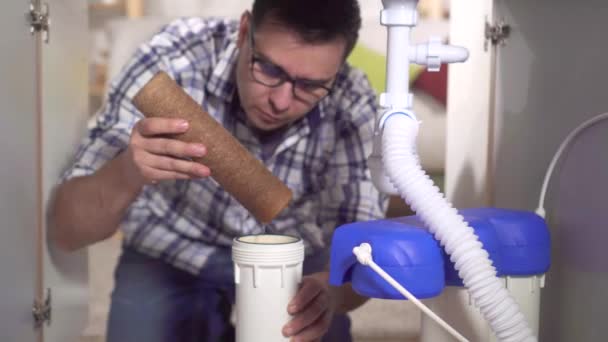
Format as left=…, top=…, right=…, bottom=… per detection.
left=107, top=246, right=352, bottom=342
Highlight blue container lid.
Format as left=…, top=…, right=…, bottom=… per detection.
left=329, top=219, right=445, bottom=299
left=391, top=208, right=551, bottom=286
left=460, top=208, right=550, bottom=277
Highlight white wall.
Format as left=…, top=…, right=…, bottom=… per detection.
left=143, top=0, right=249, bottom=18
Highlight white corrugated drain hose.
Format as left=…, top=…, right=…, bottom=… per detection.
left=381, top=113, right=536, bottom=342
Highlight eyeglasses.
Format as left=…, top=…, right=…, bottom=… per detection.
left=247, top=21, right=334, bottom=103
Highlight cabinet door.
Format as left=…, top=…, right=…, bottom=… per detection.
left=543, top=120, right=608, bottom=342
left=0, top=1, right=41, bottom=341
left=449, top=1, right=608, bottom=341
left=491, top=1, right=608, bottom=341
left=492, top=0, right=608, bottom=209
left=445, top=0, right=496, bottom=207
left=41, top=0, right=90, bottom=341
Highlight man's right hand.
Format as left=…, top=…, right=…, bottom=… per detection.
left=122, top=117, right=211, bottom=186
left=49, top=117, right=211, bottom=251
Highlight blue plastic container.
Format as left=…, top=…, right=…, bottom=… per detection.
left=329, top=207, right=551, bottom=299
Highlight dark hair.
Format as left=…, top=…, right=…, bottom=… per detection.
left=251, top=0, right=361, bottom=59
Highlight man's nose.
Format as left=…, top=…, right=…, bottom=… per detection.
left=269, top=81, right=294, bottom=113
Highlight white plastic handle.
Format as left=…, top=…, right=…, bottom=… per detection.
left=353, top=243, right=470, bottom=342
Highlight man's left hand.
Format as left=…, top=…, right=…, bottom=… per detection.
left=282, top=271, right=334, bottom=342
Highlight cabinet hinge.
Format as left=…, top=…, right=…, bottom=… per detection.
left=485, top=20, right=510, bottom=51
left=26, top=1, right=50, bottom=43
left=33, top=288, right=52, bottom=328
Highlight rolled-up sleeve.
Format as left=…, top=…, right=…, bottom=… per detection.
left=60, top=25, right=184, bottom=183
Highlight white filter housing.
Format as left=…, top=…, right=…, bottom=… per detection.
left=232, top=235, right=305, bottom=342
left=421, top=275, right=545, bottom=342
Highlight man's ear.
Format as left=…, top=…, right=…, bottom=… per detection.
left=237, top=11, right=251, bottom=49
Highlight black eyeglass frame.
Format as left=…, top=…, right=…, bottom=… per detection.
left=247, top=18, right=334, bottom=101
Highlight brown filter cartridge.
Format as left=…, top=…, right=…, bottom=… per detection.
left=132, top=71, right=293, bottom=223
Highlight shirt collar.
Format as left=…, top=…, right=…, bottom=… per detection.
left=205, top=31, right=239, bottom=102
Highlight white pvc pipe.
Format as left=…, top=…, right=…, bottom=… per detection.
left=386, top=25, right=411, bottom=96
left=409, top=39, right=470, bottom=71
left=381, top=114, right=536, bottom=342
left=379, top=0, right=418, bottom=109
left=232, top=235, right=304, bottom=342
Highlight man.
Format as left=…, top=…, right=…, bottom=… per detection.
left=50, top=0, right=387, bottom=341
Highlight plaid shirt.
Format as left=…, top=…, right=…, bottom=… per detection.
left=63, top=17, right=387, bottom=275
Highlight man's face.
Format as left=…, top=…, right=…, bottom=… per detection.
left=235, top=12, right=346, bottom=132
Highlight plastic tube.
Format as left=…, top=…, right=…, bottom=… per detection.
left=353, top=243, right=470, bottom=342
left=535, top=112, right=608, bottom=218
left=381, top=113, right=536, bottom=342
left=386, top=25, right=412, bottom=97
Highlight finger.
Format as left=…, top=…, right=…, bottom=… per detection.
left=146, top=153, right=210, bottom=178
left=139, top=164, right=192, bottom=184
left=144, top=137, right=207, bottom=159
left=289, top=277, right=323, bottom=314
left=284, top=292, right=329, bottom=337
left=135, top=118, right=189, bottom=137
left=289, top=309, right=332, bottom=342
